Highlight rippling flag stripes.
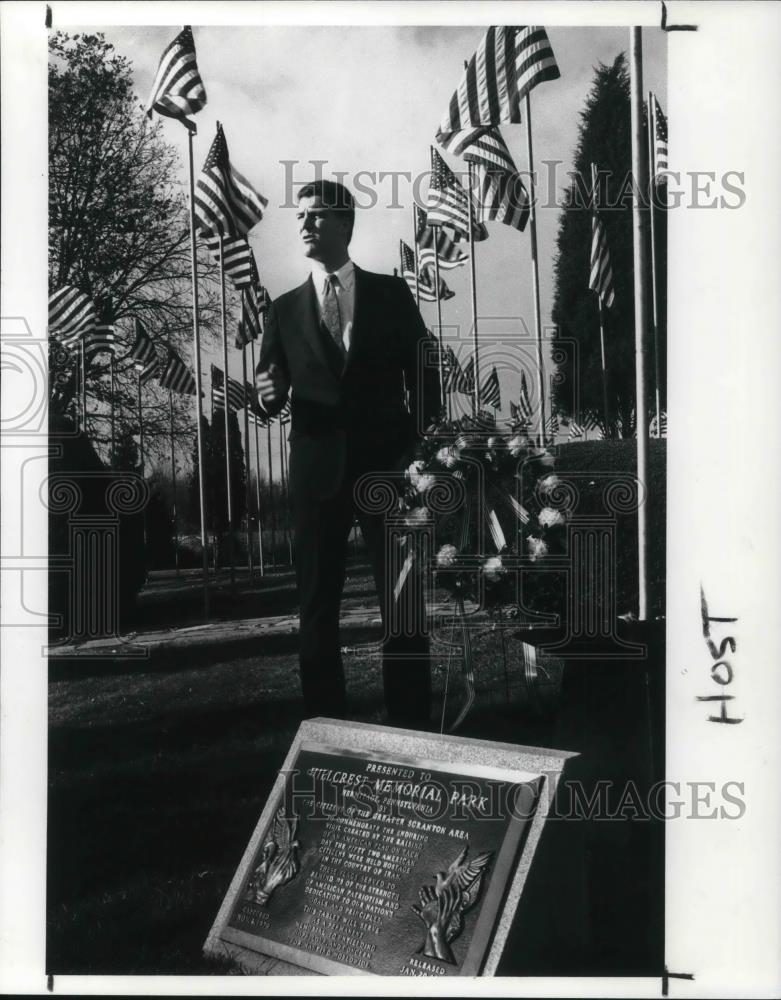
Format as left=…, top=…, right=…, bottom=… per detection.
left=202, top=233, right=255, bottom=289
left=400, top=240, right=435, bottom=302
left=159, top=347, right=196, bottom=395
left=48, top=286, right=96, bottom=348
left=145, top=26, right=206, bottom=133
left=436, top=26, right=560, bottom=148
left=84, top=294, right=116, bottom=358
left=459, top=127, right=530, bottom=232
left=442, top=347, right=462, bottom=391
left=426, top=148, right=488, bottom=242
left=519, top=371, right=534, bottom=421
left=481, top=366, right=501, bottom=408
left=415, top=206, right=469, bottom=270
left=456, top=355, right=475, bottom=395
left=240, top=276, right=270, bottom=346
left=589, top=209, right=616, bottom=309
left=195, top=124, right=268, bottom=237
left=547, top=411, right=559, bottom=436
left=420, top=264, right=455, bottom=301
left=652, top=95, right=668, bottom=178
left=130, top=319, right=160, bottom=383
left=568, top=419, right=584, bottom=440
left=211, top=364, right=245, bottom=412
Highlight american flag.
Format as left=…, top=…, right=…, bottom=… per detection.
left=195, top=123, right=267, bottom=237
left=201, top=233, right=255, bottom=289
left=481, top=366, right=501, bottom=408
left=426, top=148, right=488, bottom=242
left=48, top=285, right=95, bottom=348
left=159, top=347, right=197, bottom=395
left=519, top=371, right=534, bottom=422
left=568, top=419, right=584, bottom=440
left=241, top=280, right=270, bottom=345
left=400, top=240, right=437, bottom=302
left=420, top=263, right=455, bottom=301
left=459, top=128, right=530, bottom=232
left=129, top=319, right=160, bottom=383
left=84, top=293, right=115, bottom=358
left=247, top=407, right=268, bottom=428
left=585, top=413, right=604, bottom=437
left=436, top=26, right=560, bottom=149
left=211, top=364, right=245, bottom=413
left=589, top=206, right=616, bottom=309
left=650, top=411, right=668, bottom=437
left=547, top=411, right=559, bottom=436
left=145, top=26, right=207, bottom=133
left=415, top=206, right=468, bottom=270
left=652, top=95, right=668, bottom=179
left=456, top=355, right=475, bottom=395
left=442, top=346, right=462, bottom=391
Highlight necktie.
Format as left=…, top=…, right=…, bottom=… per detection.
left=321, top=274, right=345, bottom=355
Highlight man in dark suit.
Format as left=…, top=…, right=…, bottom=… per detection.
left=256, top=180, right=441, bottom=726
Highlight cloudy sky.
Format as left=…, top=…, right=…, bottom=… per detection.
left=80, top=20, right=666, bottom=436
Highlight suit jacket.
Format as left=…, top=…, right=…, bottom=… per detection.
left=257, top=265, right=441, bottom=500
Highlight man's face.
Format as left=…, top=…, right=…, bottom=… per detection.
left=296, top=194, right=350, bottom=263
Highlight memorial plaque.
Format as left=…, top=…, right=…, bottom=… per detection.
left=205, top=719, right=576, bottom=976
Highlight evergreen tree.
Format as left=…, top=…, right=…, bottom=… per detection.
left=551, top=54, right=665, bottom=433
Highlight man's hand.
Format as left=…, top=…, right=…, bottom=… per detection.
left=256, top=362, right=289, bottom=409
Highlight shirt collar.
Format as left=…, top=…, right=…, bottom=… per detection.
left=311, top=258, right=355, bottom=291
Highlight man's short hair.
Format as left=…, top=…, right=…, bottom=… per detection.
left=297, top=179, right=355, bottom=242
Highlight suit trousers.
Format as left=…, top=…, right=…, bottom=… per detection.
left=291, top=451, right=432, bottom=726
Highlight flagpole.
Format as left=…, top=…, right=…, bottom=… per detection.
left=241, top=346, right=254, bottom=577
left=648, top=90, right=662, bottom=438
left=592, top=163, right=611, bottom=438
left=109, top=352, right=116, bottom=466
left=250, top=339, right=265, bottom=576
left=137, top=369, right=145, bottom=477
left=523, top=93, right=547, bottom=448
left=80, top=340, right=87, bottom=434
left=218, top=230, right=236, bottom=589
left=411, top=204, right=421, bottom=308
left=186, top=129, right=210, bottom=617
left=279, top=418, right=292, bottom=565
left=630, top=28, right=651, bottom=621
left=168, top=389, right=180, bottom=575
left=433, top=247, right=446, bottom=412
left=466, top=161, right=480, bottom=416
left=267, top=418, right=276, bottom=569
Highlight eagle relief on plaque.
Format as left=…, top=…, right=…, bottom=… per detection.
left=412, top=845, right=493, bottom=965
left=244, top=807, right=301, bottom=907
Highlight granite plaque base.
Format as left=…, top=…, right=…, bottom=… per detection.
left=204, top=719, right=576, bottom=977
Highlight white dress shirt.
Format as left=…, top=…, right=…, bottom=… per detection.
left=311, top=258, right=355, bottom=353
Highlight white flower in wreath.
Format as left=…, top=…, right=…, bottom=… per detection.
left=404, top=506, right=431, bottom=527
left=413, top=472, right=435, bottom=494
left=436, top=446, right=459, bottom=469
left=538, top=506, right=565, bottom=529
left=482, top=555, right=505, bottom=582
left=538, top=474, right=561, bottom=495
left=406, top=459, right=425, bottom=481
left=508, top=435, right=527, bottom=458
left=435, top=544, right=458, bottom=568
left=526, top=535, right=549, bottom=561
